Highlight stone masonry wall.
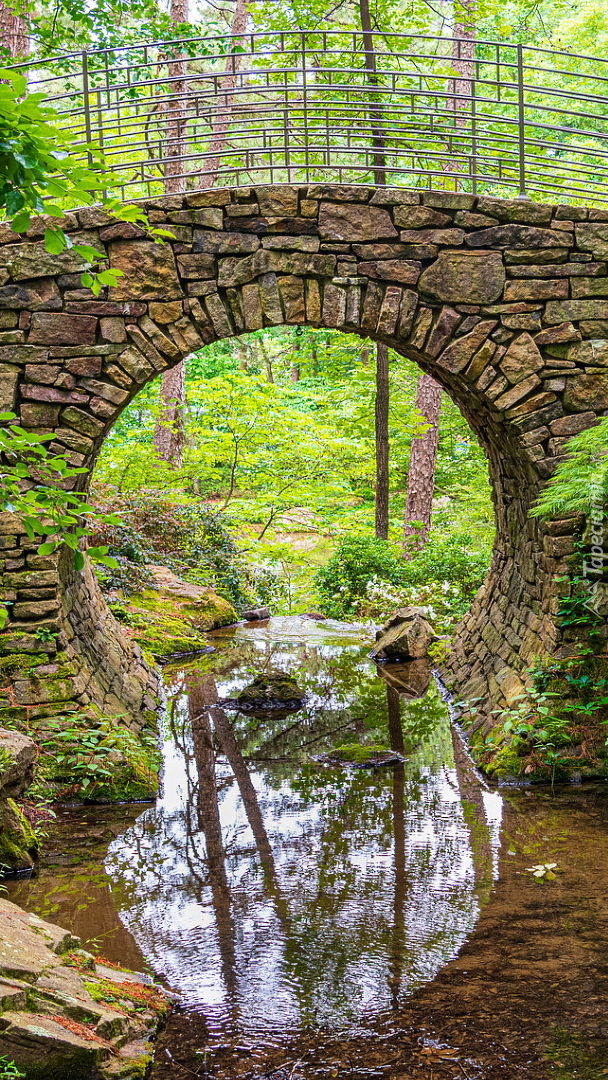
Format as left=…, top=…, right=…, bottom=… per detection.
left=1, top=183, right=607, bottom=732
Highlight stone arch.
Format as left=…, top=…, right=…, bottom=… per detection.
left=1, top=182, right=605, bottom=735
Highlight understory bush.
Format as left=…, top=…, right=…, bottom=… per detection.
left=91, top=487, right=249, bottom=607
left=314, top=532, right=490, bottom=628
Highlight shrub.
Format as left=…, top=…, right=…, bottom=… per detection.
left=314, top=531, right=491, bottom=624
left=314, top=535, right=404, bottom=618
left=91, top=488, right=249, bottom=606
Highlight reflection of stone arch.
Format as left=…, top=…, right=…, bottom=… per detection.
left=1, top=184, right=604, bottom=734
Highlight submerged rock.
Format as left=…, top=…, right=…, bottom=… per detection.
left=236, top=672, right=305, bottom=710
left=371, top=607, right=438, bottom=661
left=316, top=744, right=406, bottom=768
left=0, top=897, right=170, bottom=1079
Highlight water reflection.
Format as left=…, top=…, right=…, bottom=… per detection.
left=105, top=617, right=501, bottom=1036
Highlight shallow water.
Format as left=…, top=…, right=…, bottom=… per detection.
left=8, top=617, right=608, bottom=1078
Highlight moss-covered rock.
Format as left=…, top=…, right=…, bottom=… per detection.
left=0, top=797, right=38, bottom=871
left=0, top=898, right=171, bottom=1079
left=236, top=672, right=305, bottom=710
left=112, top=566, right=238, bottom=659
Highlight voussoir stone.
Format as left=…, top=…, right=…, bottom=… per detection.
left=109, top=240, right=183, bottom=300
left=500, top=332, right=544, bottom=384
left=318, top=202, right=398, bottom=241
left=418, top=251, right=505, bottom=303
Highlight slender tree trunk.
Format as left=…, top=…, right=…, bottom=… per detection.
left=153, top=351, right=186, bottom=465
left=375, top=342, right=390, bottom=540
left=0, top=0, right=27, bottom=56
left=403, top=374, right=441, bottom=554
left=358, top=0, right=386, bottom=185
left=447, top=0, right=476, bottom=185
left=198, top=0, right=248, bottom=187
left=154, top=0, right=189, bottom=466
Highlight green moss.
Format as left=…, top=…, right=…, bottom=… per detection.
left=120, top=587, right=237, bottom=659
left=326, top=743, right=392, bottom=764
left=84, top=977, right=169, bottom=1018
left=546, top=1026, right=608, bottom=1079
left=237, top=672, right=304, bottom=707
left=0, top=798, right=38, bottom=871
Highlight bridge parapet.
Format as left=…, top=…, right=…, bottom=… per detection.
left=15, top=32, right=608, bottom=207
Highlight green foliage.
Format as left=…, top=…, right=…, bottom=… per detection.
left=39, top=714, right=160, bottom=800
left=314, top=532, right=490, bottom=626
left=0, top=1057, right=25, bottom=1080
left=91, top=488, right=248, bottom=606
left=314, top=535, right=404, bottom=619
left=531, top=418, right=608, bottom=519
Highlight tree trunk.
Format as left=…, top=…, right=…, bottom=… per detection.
left=198, top=0, right=248, bottom=187
left=153, top=357, right=186, bottom=465
left=154, top=0, right=189, bottom=466
left=358, top=0, right=386, bottom=185
left=403, top=374, right=441, bottom=554
left=0, top=1, right=27, bottom=56
left=375, top=342, right=389, bottom=540
left=447, top=0, right=476, bottom=184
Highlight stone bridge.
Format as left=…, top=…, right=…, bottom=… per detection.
left=1, top=183, right=607, bottom=736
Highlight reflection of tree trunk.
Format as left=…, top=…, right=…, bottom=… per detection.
left=211, top=705, right=289, bottom=924
left=188, top=676, right=238, bottom=1003
left=375, top=343, right=390, bottom=540
left=387, top=685, right=406, bottom=1006
left=403, top=374, right=441, bottom=555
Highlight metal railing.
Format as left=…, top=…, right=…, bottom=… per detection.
left=18, top=31, right=608, bottom=205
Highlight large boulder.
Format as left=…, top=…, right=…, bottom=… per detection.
left=370, top=607, right=438, bottom=661
left=0, top=729, right=36, bottom=800
left=0, top=729, right=38, bottom=872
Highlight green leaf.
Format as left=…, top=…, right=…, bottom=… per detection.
left=73, top=550, right=85, bottom=572
left=44, top=228, right=67, bottom=254
left=37, top=541, right=57, bottom=555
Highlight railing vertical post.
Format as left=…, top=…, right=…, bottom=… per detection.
left=471, top=60, right=477, bottom=195
left=301, top=33, right=309, bottom=184
left=81, top=51, right=94, bottom=169
left=516, top=42, right=527, bottom=198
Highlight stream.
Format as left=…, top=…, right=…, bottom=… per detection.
left=7, top=616, right=608, bottom=1079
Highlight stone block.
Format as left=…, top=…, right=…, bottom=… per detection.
left=563, top=372, right=608, bottom=411
left=278, top=276, right=305, bottom=323
left=503, top=278, right=568, bottom=301
left=436, top=319, right=496, bottom=373
left=257, top=186, right=300, bottom=216
left=259, top=272, right=283, bottom=325
left=419, top=250, right=505, bottom=304
left=192, top=231, right=259, bottom=255
left=393, top=205, right=451, bottom=228
left=241, top=283, right=263, bottom=331
left=357, top=259, right=421, bottom=284
left=397, top=290, right=418, bottom=338
left=59, top=406, right=105, bottom=437
left=109, top=241, right=182, bottom=300
left=425, top=306, right=461, bottom=358
left=575, top=223, right=608, bottom=258
left=318, top=202, right=397, bottom=242
left=167, top=208, right=223, bottom=228
left=545, top=299, right=608, bottom=323
left=499, top=332, right=543, bottom=384
left=466, top=224, right=568, bottom=249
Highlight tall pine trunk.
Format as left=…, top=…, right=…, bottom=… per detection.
left=375, top=343, right=390, bottom=540
left=154, top=0, right=248, bottom=466
left=0, top=0, right=27, bottom=56
left=403, top=374, right=441, bottom=554
left=154, top=0, right=189, bottom=466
